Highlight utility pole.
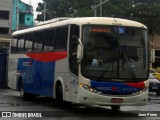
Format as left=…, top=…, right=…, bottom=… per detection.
left=16, top=0, right=19, bottom=31
left=92, top=0, right=110, bottom=17
left=94, top=5, right=97, bottom=17
left=100, top=0, right=103, bottom=17
left=29, top=0, right=31, bottom=5
left=44, top=2, right=46, bottom=21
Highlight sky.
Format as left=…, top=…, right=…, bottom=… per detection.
left=21, top=0, right=43, bottom=19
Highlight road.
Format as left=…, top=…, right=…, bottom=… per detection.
left=0, top=89, right=160, bottom=120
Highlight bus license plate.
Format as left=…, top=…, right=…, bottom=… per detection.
left=152, top=87, right=158, bottom=89
left=111, top=98, right=123, bottom=103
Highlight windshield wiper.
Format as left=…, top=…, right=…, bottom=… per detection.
left=99, top=48, right=117, bottom=79
left=121, top=46, right=136, bottom=79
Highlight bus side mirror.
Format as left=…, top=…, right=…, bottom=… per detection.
left=77, top=38, right=83, bottom=62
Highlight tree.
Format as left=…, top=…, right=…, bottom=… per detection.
left=131, top=3, right=160, bottom=35
left=36, top=0, right=160, bottom=35
left=102, top=0, right=160, bottom=35
left=36, top=0, right=99, bottom=20
left=36, top=0, right=61, bottom=21
left=102, top=0, right=133, bottom=18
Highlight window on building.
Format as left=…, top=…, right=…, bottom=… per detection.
left=153, top=50, right=160, bottom=68
left=155, top=50, right=160, bottom=56
left=27, top=17, right=30, bottom=21
left=19, top=14, right=25, bottom=24
left=0, top=10, right=9, bottom=20
left=0, top=27, right=9, bottom=34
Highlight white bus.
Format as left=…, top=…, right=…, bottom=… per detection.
left=8, top=17, right=149, bottom=110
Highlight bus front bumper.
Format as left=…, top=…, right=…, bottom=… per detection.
left=76, top=87, right=148, bottom=106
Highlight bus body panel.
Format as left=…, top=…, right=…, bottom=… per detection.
left=54, top=58, right=72, bottom=101
left=8, top=54, right=27, bottom=89
left=12, top=52, right=69, bottom=98
left=21, top=58, right=55, bottom=97
left=8, top=17, right=149, bottom=107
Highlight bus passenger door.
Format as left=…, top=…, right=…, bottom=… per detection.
left=69, top=24, right=79, bottom=102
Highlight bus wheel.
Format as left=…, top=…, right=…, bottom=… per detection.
left=20, top=82, right=28, bottom=100
left=156, top=92, right=160, bottom=96
left=56, top=84, right=63, bottom=105
left=111, top=106, right=120, bottom=111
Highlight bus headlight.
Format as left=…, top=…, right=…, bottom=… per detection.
left=131, top=87, right=148, bottom=96
left=80, top=83, right=101, bottom=94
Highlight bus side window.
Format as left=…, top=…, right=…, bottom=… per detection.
left=11, top=36, right=18, bottom=53
left=17, top=35, right=25, bottom=53
left=24, top=33, right=33, bottom=52
left=54, top=26, right=68, bottom=51
left=50, top=29, right=55, bottom=50
left=44, top=29, right=50, bottom=51
left=43, top=29, right=55, bottom=51
left=33, top=31, right=43, bottom=52
left=69, top=24, right=79, bottom=76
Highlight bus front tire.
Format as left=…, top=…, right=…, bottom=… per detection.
left=156, top=92, right=160, bottom=96
left=55, top=84, right=72, bottom=108
left=111, top=106, right=120, bottom=111
left=56, top=84, right=63, bottom=105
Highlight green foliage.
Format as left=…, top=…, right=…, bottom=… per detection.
left=36, top=0, right=160, bottom=35
left=131, top=3, right=160, bottom=35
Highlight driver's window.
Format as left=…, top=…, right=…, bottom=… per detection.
left=69, top=24, right=79, bottom=76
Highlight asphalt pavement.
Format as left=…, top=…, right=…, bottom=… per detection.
left=0, top=89, right=160, bottom=120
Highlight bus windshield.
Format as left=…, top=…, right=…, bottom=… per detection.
left=82, top=25, right=148, bottom=82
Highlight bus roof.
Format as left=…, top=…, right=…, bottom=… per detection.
left=70, top=17, right=147, bottom=28
left=12, top=17, right=147, bottom=36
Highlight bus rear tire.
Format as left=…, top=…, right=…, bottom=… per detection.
left=20, top=82, right=30, bottom=100
left=111, top=106, right=120, bottom=111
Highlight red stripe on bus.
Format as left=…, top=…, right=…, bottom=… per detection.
left=26, top=52, right=67, bottom=62
left=125, top=82, right=145, bottom=89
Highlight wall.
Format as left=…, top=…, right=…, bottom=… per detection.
left=19, top=1, right=34, bottom=27
left=150, top=34, right=160, bottom=68
left=150, top=35, right=160, bottom=50
left=12, top=0, right=34, bottom=31
left=0, top=0, right=12, bottom=34
left=11, top=0, right=17, bottom=31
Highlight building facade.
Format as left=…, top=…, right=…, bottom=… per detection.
left=0, top=0, right=13, bottom=34
left=0, top=0, right=34, bottom=34
left=0, top=0, right=34, bottom=49
left=150, top=35, right=160, bottom=68
left=12, top=0, right=34, bottom=31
